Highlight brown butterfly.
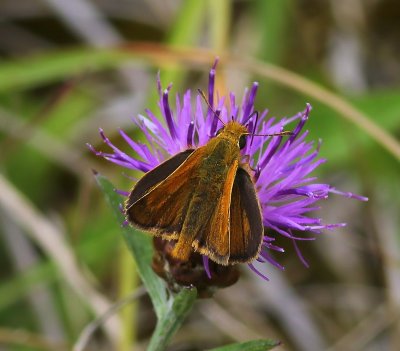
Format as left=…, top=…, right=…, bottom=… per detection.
left=125, top=95, right=290, bottom=265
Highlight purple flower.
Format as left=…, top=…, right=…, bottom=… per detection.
left=88, top=60, right=368, bottom=281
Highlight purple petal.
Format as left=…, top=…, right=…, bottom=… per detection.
left=248, top=263, right=270, bottom=281
left=292, top=237, right=310, bottom=268
left=162, top=88, right=178, bottom=140
left=241, top=82, right=258, bottom=124
left=202, top=255, right=212, bottom=279
left=329, top=187, right=369, bottom=201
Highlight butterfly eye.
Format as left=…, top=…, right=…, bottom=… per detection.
left=239, top=134, right=247, bottom=149
left=216, top=127, right=224, bottom=136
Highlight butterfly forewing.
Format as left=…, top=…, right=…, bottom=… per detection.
left=126, top=149, right=194, bottom=207
left=228, top=168, right=263, bottom=263
left=126, top=148, right=205, bottom=241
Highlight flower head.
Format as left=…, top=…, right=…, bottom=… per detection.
left=89, top=60, right=367, bottom=285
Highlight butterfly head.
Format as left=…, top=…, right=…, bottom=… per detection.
left=215, top=121, right=249, bottom=150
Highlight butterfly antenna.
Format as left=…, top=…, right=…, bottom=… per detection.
left=250, top=130, right=294, bottom=137
left=243, top=111, right=292, bottom=140
left=198, top=89, right=225, bottom=126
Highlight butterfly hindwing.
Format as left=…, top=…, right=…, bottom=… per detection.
left=228, top=167, right=263, bottom=264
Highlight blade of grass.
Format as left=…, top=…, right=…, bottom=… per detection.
left=94, top=172, right=167, bottom=318
left=0, top=49, right=133, bottom=92
left=0, top=262, right=56, bottom=310
left=73, top=287, right=147, bottom=351
left=147, top=287, right=197, bottom=351
left=0, top=327, right=69, bottom=351
left=0, top=107, right=104, bottom=176
left=208, top=339, right=280, bottom=351
left=118, top=243, right=139, bottom=351
left=208, top=0, right=231, bottom=52
left=0, top=173, right=120, bottom=346
left=255, top=0, right=291, bottom=64
left=1, top=212, right=65, bottom=340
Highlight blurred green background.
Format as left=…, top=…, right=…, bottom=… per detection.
left=0, top=0, right=399, bottom=350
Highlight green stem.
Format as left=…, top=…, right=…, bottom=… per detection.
left=147, top=288, right=197, bottom=351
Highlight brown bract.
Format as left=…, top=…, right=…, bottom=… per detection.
left=152, top=237, right=239, bottom=298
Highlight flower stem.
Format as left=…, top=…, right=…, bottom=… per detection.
left=147, top=287, right=197, bottom=351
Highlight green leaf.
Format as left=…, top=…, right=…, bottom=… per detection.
left=147, top=287, right=197, bottom=351
left=208, top=339, right=280, bottom=351
left=95, top=173, right=167, bottom=318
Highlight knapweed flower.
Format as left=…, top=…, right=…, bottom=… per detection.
left=88, top=60, right=367, bottom=292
